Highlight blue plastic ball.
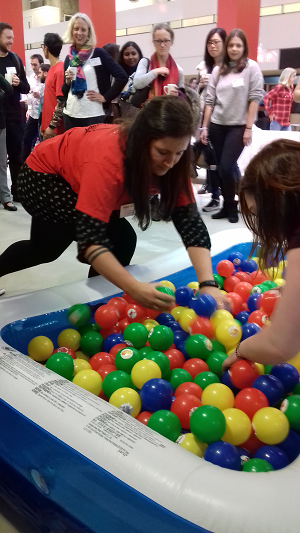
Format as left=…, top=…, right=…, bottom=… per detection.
left=221, top=371, right=240, bottom=395
left=175, top=286, right=194, bottom=307
left=241, top=322, right=260, bottom=341
left=254, top=445, right=289, bottom=470
left=235, top=311, right=250, bottom=325
left=252, top=374, right=285, bottom=406
left=227, top=251, right=244, bottom=266
left=177, top=340, right=189, bottom=360
left=235, top=446, right=251, bottom=466
left=103, top=333, right=124, bottom=353
left=204, top=441, right=241, bottom=470
left=278, top=430, right=300, bottom=463
left=168, top=322, right=183, bottom=332
left=173, top=330, right=189, bottom=348
left=270, top=364, right=299, bottom=393
left=188, top=294, right=217, bottom=318
left=240, top=260, right=257, bottom=273
left=140, top=379, right=174, bottom=412
left=156, top=313, right=175, bottom=326
left=247, top=293, right=262, bottom=313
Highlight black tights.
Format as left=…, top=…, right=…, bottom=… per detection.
left=0, top=216, right=137, bottom=279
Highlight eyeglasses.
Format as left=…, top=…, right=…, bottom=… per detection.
left=153, top=39, right=171, bottom=45
left=207, top=40, right=222, bottom=47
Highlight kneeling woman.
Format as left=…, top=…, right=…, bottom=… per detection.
left=0, top=97, right=222, bottom=310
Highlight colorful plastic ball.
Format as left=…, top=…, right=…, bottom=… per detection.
left=274, top=278, right=285, bottom=287
left=252, top=407, right=289, bottom=445
left=74, top=358, right=92, bottom=374
left=250, top=284, right=264, bottom=295
left=201, top=383, right=234, bottom=411
left=169, top=368, right=192, bottom=390
left=240, top=428, right=264, bottom=455
left=247, top=293, right=262, bottom=313
left=156, top=313, right=175, bottom=326
left=213, top=273, right=224, bottom=289
left=102, top=370, right=133, bottom=398
left=28, top=336, right=54, bottom=362
left=239, top=259, right=257, bottom=273
left=241, top=322, right=261, bottom=341
left=164, top=348, right=185, bottom=370
left=225, top=292, right=244, bottom=316
left=248, top=310, right=268, bottom=328
left=293, top=382, right=300, bottom=395
left=171, top=394, right=201, bottom=429
left=46, top=352, right=74, bottom=379
left=57, top=329, right=81, bottom=352
left=174, top=382, right=202, bottom=399
left=216, top=321, right=242, bottom=349
left=261, top=280, right=277, bottom=291
left=78, top=323, right=101, bottom=337
left=168, top=321, right=183, bottom=332
left=210, top=310, right=234, bottom=330
left=175, top=286, right=194, bottom=307
left=270, top=364, right=299, bottom=393
left=229, top=360, right=259, bottom=389
left=53, top=346, right=77, bottom=360
left=206, top=351, right=228, bottom=377
left=73, top=369, right=102, bottom=395
left=158, top=280, right=175, bottom=292
left=287, top=351, right=300, bottom=374
left=252, top=375, right=285, bottom=406
left=221, top=371, right=239, bottom=395
left=185, top=334, right=212, bottom=360
left=94, top=305, right=119, bottom=329
left=254, top=445, right=289, bottom=470
left=249, top=270, right=268, bottom=286
left=235, top=311, right=250, bottom=325
left=125, top=303, right=146, bottom=323
left=233, top=282, right=253, bottom=302
left=114, top=347, right=141, bottom=373
left=172, top=331, right=188, bottom=350
left=80, top=331, right=103, bottom=357
left=221, top=408, right=252, bottom=446
left=228, top=251, right=244, bottom=266
left=254, top=363, right=265, bottom=376
left=97, top=364, right=116, bottom=379
left=144, top=351, right=170, bottom=379
left=280, top=395, right=300, bottom=430
left=188, top=317, right=214, bottom=339
left=204, top=441, right=241, bottom=470
left=103, top=333, right=124, bottom=353
left=148, top=325, right=174, bottom=351
left=217, top=260, right=234, bottom=278
left=156, top=286, right=175, bottom=299
left=192, top=293, right=217, bottom=318
left=242, top=458, right=274, bottom=472
left=223, top=276, right=240, bottom=293
left=177, top=341, right=189, bottom=361
left=170, top=306, right=186, bottom=321
left=67, top=303, right=91, bottom=329
left=109, top=387, right=141, bottom=417
left=176, top=433, right=207, bottom=457
left=118, top=318, right=131, bottom=332
left=211, top=340, right=226, bottom=353
left=235, top=447, right=251, bottom=467
left=235, top=388, right=269, bottom=420
left=260, top=290, right=280, bottom=316
left=90, top=352, right=114, bottom=370
left=107, top=296, right=127, bottom=316
left=179, top=309, right=197, bottom=333
left=194, top=371, right=220, bottom=390
left=182, top=358, right=209, bottom=379
left=235, top=272, right=252, bottom=284
left=131, top=360, right=161, bottom=389
left=109, top=343, right=127, bottom=358
left=278, top=430, right=300, bottom=462
left=147, top=410, right=181, bottom=442
left=122, top=323, right=147, bottom=349
left=190, top=405, right=226, bottom=444
left=75, top=351, right=90, bottom=362
left=187, top=281, right=199, bottom=292
left=142, top=319, right=159, bottom=332
left=136, top=411, right=152, bottom=425
left=140, top=378, right=174, bottom=412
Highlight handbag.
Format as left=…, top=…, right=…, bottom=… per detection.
left=128, top=58, right=150, bottom=108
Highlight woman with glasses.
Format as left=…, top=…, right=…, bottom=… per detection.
left=133, top=23, right=184, bottom=99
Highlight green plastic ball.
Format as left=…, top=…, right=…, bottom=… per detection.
left=156, top=286, right=175, bottom=297
left=250, top=284, right=264, bottom=295
left=281, top=395, right=300, bottom=430
left=206, top=351, right=228, bottom=377
left=169, top=368, right=192, bottom=389
left=102, top=370, right=134, bottom=398
left=261, top=280, right=276, bottom=290
left=148, top=325, right=174, bottom=351
left=264, top=364, right=273, bottom=375
left=67, top=304, right=91, bottom=329
left=78, top=323, right=101, bottom=336
left=185, top=334, right=212, bottom=360
left=190, top=405, right=226, bottom=444
left=46, top=352, right=74, bottom=380
left=123, top=323, right=149, bottom=349
left=213, top=273, right=224, bottom=289
left=194, top=371, right=220, bottom=390
left=114, top=347, right=141, bottom=373
left=147, top=410, right=181, bottom=442
left=80, top=331, right=103, bottom=356
left=138, top=346, right=153, bottom=358
left=144, top=351, right=170, bottom=379
left=293, top=382, right=300, bottom=395
left=242, top=458, right=274, bottom=473
left=211, top=340, right=226, bottom=353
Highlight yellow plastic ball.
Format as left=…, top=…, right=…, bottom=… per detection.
left=170, top=306, right=186, bottom=322
left=159, top=280, right=176, bottom=292
left=274, top=278, right=285, bottom=288
left=254, top=363, right=265, bottom=376
left=143, top=319, right=159, bottom=332
left=227, top=348, right=235, bottom=356
left=28, top=336, right=54, bottom=362
left=131, top=360, right=161, bottom=389
left=266, top=267, right=282, bottom=281
left=216, top=320, right=242, bottom=349
left=75, top=351, right=91, bottom=362
left=74, top=359, right=92, bottom=374
left=210, top=310, right=234, bottom=331
left=220, top=290, right=227, bottom=295
left=187, top=281, right=199, bottom=292
left=222, top=408, right=252, bottom=446
left=278, top=260, right=287, bottom=270
left=251, top=257, right=259, bottom=264
left=73, top=369, right=102, bottom=395
left=252, top=407, right=289, bottom=445
left=179, top=309, right=197, bottom=332
left=176, top=433, right=207, bottom=457
left=57, top=329, right=81, bottom=351
left=201, top=383, right=235, bottom=411
left=109, top=387, right=141, bottom=418
left=287, top=352, right=300, bottom=375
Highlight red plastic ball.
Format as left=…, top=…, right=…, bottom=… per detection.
left=248, top=310, right=269, bottom=328
left=107, top=297, right=127, bottom=318
left=233, top=282, right=253, bottom=302
left=225, top=292, right=244, bottom=315
left=136, top=411, right=153, bottom=425
left=98, top=390, right=109, bottom=402
left=100, top=325, right=122, bottom=339
left=182, top=358, right=209, bottom=379
left=216, top=260, right=234, bottom=278
left=121, top=292, right=136, bottom=303
left=223, top=275, right=240, bottom=293
left=94, top=305, right=120, bottom=329
left=229, top=360, right=259, bottom=389
left=174, top=381, right=202, bottom=399
left=249, top=270, right=268, bottom=286
left=188, top=316, right=214, bottom=338
left=171, top=394, right=202, bottom=429
left=52, top=346, right=76, bottom=359
left=234, top=272, right=252, bottom=284
left=118, top=318, right=131, bottom=331
left=90, top=352, right=114, bottom=370
left=164, top=348, right=185, bottom=370
left=109, top=343, right=127, bottom=358
left=97, top=364, right=116, bottom=379
left=241, top=302, right=249, bottom=312
left=125, top=303, right=147, bottom=323
left=260, top=290, right=280, bottom=316
left=240, top=428, right=264, bottom=455
left=234, top=387, right=269, bottom=419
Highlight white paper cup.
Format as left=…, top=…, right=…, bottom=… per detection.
left=5, top=73, right=13, bottom=84
left=68, top=66, right=77, bottom=80
left=163, top=83, right=177, bottom=95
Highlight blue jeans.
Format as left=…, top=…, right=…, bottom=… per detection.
left=270, top=120, right=291, bottom=131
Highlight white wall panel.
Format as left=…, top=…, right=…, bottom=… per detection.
left=258, top=12, right=300, bottom=49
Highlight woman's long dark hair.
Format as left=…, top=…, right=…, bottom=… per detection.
left=118, top=41, right=143, bottom=74
left=239, top=139, right=300, bottom=266
left=204, top=27, right=226, bottom=73
left=220, top=28, right=249, bottom=75
left=122, top=96, right=194, bottom=230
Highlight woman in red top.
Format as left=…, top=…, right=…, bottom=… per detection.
left=0, top=97, right=224, bottom=310
left=263, top=68, right=296, bottom=131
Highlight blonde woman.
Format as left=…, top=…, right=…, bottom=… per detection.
left=263, top=67, right=296, bottom=131
left=62, top=13, right=127, bottom=129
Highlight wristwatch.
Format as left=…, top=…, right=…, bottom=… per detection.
left=199, top=280, right=219, bottom=289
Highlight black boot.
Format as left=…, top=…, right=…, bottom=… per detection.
left=211, top=206, right=228, bottom=219
left=227, top=201, right=239, bottom=223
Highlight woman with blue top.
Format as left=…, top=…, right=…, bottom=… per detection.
left=200, top=29, right=264, bottom=223
left=62, top=13, right=128, bottom=130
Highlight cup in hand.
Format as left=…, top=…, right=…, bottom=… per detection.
left=5, top=73, right=13, bottom=84
left=163, top=83, right=177, bottom=95
left=67, top=66, right=77, bottom=80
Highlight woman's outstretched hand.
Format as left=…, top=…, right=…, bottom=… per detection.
left=129, top=282, right=175, bottom=311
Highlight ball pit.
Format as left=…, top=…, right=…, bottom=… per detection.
left=1, top=230, right=300, bottom=533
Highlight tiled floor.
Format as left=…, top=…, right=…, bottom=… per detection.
left=0, top=178, right=245, bottom=532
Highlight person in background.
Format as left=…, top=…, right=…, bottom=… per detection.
left=187, top=77, right=198, bottom=90
left=294, top=75, right=300, bottom=102
left=263, top=68, right=296, bottom=131
left=40, top=33, right=65, bottom=141
left=38, top=63, right=50, bottom=139
left=0, top=22, right=30, bottom=202
left=0, top=73, right=16, bottom=213
left=62, top=13, right=127, bottom=130
left=119, top=41, right=143, bottom=78
left=103, top=43, right=120, bottom=62
left=200, top=29, right=264, bottom=223
left=224, top=139, right=300, bottom=369
left=116, top=41, right=143, bottom=119
left=133, top=23, right=184, bottom=99
left=22, top=53, right=44, bottom=160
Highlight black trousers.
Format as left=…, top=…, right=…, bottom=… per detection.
left=6, top=120, right=24, bottom=197
left=63, top=114, right=107, bottom=131
left=209, top=123, right=245, bottom=208
left=0, top=216, right=137, bottom=280
left=22, top=116, right=39, bottom=161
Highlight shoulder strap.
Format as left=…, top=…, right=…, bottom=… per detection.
left=10, top=52, right=21, bottom=77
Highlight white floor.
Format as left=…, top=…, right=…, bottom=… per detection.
left=0, top=176, right=245, bottom=533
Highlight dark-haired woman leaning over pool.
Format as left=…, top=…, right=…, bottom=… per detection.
left=0, top=97, right=225, bottom=310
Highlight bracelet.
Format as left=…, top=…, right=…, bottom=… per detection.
left=245, top=126, right=252, bottom=130
left=199, top=280, right=219, bottom=289
left=201, top=127, right=208, bottom=130
left=235, top=342, right=244, bottom=360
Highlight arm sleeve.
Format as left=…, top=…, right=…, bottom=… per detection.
left=171, top=203, right=211, bottom=250
left=49, top=96, right=65, bottom=129
left=76, top=211, right=113, bottom=263
left=99, top=49, right=128, bottom=102
left=205, top=66, right=219, bottom=108
left=61, top=56, right=70, bottom=99
left=248, top=62, right=264, bottom=103
left=0, top=74, right=13, bottom=95
left=177, top=65, right=184, bottom=88
left=133, top=58, right=157, bottom=89
left=263, top=87, right=276, bottom=115
left=16, top=56, right=30, bottom=94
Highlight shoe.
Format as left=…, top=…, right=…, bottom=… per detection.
left=211, top=207, right=228, bottom=219
left=3, top=202, right=17, bottom=211
left=197, top=184, right=208, bottom=194
left=228, top=212, right=239, bottom=223
left=0, top=288, right=5, bottom=296
left=202, top=199, right=220, bottom=212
